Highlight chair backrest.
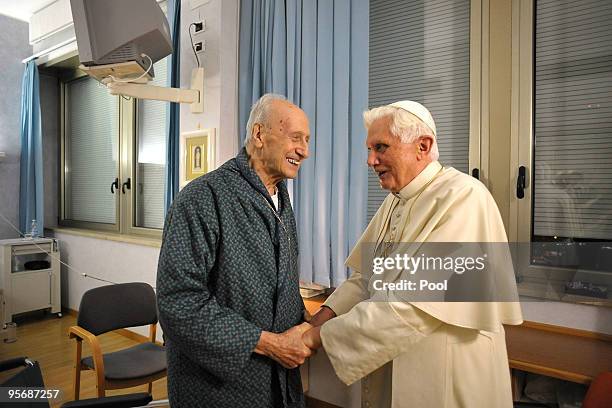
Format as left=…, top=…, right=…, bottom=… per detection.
left=583, top=371, right=612, bottom=408
left=0, top=358, right=49, bottom=407
left=77, top=282, right=158, bottom=335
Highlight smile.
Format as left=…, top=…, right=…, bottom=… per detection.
left=287, top=158, right=300, bottom=166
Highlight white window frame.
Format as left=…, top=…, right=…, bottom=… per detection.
left=470, top=0, right=485, bottom=183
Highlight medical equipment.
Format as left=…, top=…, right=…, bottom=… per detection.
left=0, top=238, right=61, bottom=331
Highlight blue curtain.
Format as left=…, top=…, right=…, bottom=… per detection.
left=238, top=0, right=369, bottom=287
left=165, top=0, right=181, bottom=213
left=19, top=61, right=44, bottom=236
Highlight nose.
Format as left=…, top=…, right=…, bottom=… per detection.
left=367, top=150, right=379, bottom=167
left=296, top=138, right=309, bottom=159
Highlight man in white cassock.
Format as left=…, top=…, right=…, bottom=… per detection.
left=302, top=101, right=523, bottom=408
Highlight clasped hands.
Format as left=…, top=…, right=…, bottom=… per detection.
left=254, top=307, right=336, bottom=369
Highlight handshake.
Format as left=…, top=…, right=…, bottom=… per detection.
left=254, top=307, right=336, bottom=369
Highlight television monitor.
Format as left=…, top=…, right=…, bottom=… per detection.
left=70, top=0, right=172, bottom=78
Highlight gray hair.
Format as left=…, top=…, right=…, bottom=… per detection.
left=363, top=106, right=440, bottom=161
left=244, top=93, right=287, bottom=145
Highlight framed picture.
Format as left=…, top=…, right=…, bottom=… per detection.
left=180, top=128, right=216, bottom=188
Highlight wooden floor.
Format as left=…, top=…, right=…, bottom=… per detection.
left=0, top=312, right=167, bottom=407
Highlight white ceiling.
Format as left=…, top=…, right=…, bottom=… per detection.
left=0, top=0, right=54, bottom=22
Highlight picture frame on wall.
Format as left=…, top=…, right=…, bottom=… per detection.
left=180, top=128, right=216, bottom=188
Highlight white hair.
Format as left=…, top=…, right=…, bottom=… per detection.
left=244, top=93, right=287, bottom=145
left=363, top=106, right=439, bottom=160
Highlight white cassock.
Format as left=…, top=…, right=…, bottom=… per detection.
left=320, top=161, right=523, bottom=408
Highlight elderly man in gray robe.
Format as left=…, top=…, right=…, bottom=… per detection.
left=157, top=94, right=313, bottom=407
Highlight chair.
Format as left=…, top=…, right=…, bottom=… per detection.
left=514, top=371, right=612, bottom=408
left=583, top=372, right=612, bottom=408
left=69, top=282, right=166, bottom=399
left=0, top=356, right=152, bottom=408
left=0, top=356, right=48, bottom=408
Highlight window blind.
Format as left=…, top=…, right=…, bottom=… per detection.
left=135, top=57, right=168, bottom=229
left=134, top=0, right=169, bottom=230
left=533, top=0, right=612, bottom=240
left=368, top=0, right=471, bottom=220
left=65, top=76, right=118, bottom=224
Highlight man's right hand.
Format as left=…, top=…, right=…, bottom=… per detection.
left=309, top=306, right=337, bottom=327
left=254, top=322, right=313, bottom=369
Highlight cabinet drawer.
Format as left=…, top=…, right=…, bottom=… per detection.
left=12, top=243, right=54, bottom=256
left=11, top=271, right=51, bottom=314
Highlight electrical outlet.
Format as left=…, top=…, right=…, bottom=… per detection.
left=194, top=40, right=206, bottom=54
left=194, top=19, right=206, bottom=33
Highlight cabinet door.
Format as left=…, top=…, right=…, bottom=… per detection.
left=11, top=271, right=51, bottom=315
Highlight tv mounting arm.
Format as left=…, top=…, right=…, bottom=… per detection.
left=80, top=62, right=204, bottom=113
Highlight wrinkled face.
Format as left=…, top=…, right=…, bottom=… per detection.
left=258, top=101, right=310, bottom=180
left=366, top=116, right=421, bottom=192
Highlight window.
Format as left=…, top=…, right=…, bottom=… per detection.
left=533, top=0, right=612, bottom=241
left=63, top=75, right=119, bottom=227
left=134, top=59, right=168, bottom=230
left=367, top=0, right=480, bottom=219
left=512, top=0, right=612, bottom=301
left=61, top=58, right=169, bottom=236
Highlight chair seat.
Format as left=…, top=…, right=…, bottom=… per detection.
left=82, top=342, right=166, bottom=381
left=61, top=392, right=152, bottom=408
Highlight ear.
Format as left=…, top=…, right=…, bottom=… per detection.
left=416, top=136, right=434, bottom=159
left=252, top=123, right=265, bottom=148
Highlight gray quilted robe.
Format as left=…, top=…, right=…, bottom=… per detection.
left=157, top=148, right=305, bottom=407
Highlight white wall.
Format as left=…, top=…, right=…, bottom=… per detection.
left=54, top=232, right=160, bottom=337
left=521, top=300, right=612, bottom=335
left=180, top=0, right=240, bottom=166
left=56, top=233, right=160, bottom=309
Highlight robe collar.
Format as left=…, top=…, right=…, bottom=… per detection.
left=392, top=161, right=443, bottom=201
left=235, top=147, right=288, bottom=210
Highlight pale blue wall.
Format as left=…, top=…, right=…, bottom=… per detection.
left=0, top=14, right=31, bottom=239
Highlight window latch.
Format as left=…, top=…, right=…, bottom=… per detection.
left=122, top=178, right=131, bottom=194
left=517, top=166, right=526, bottom=199
left=110, top=178, right=119, bottom=194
